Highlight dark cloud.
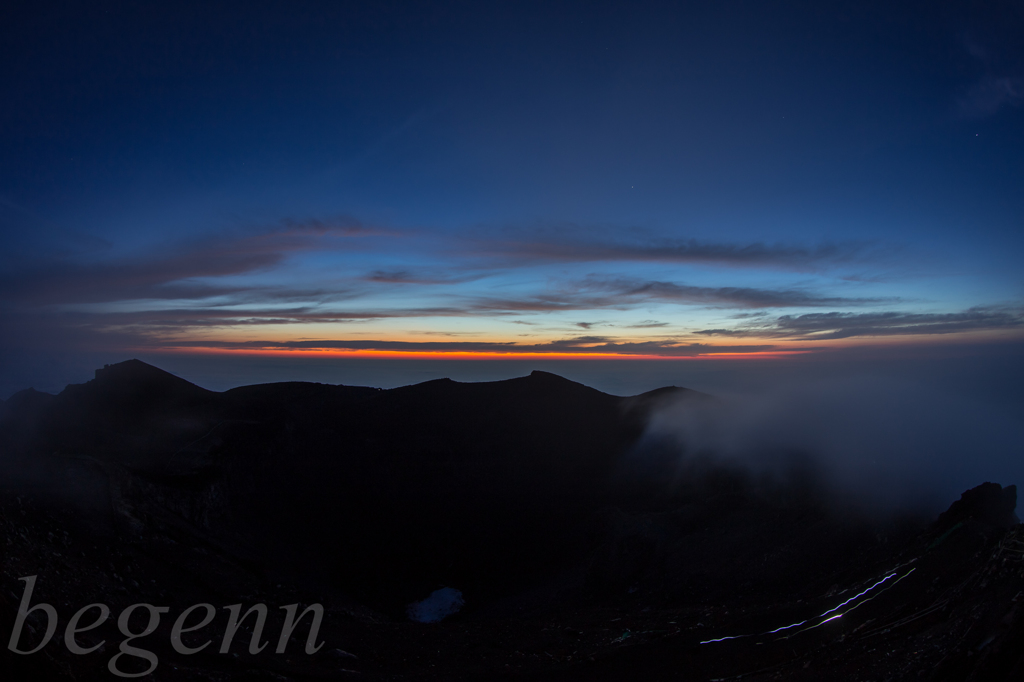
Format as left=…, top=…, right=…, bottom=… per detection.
left=697, top=307, right=1024, bottom=340
left=54, top=306, right=471, bottom=330
left=415, top=330, right=481, bottom=337
left=0, top=309, right=154, bottom=354
left=0, top=254, right=271, bottom=305
left=274, top=216, right=373, bottom=236
left=459, top=278, right=880, bottom=315
left=577, top=277, right=884, bottom=309
left=0, top=218, right=382, bottom=305
left=467, top=230, right=875, bottom=271
left=624, top=320, right=671, bottom=328
left=364, top=269, right=485, bottom=285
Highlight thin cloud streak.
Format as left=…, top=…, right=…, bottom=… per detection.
left=575, top=276, right=886, bottom=308
left=697, top=307, right=1024, bottom=340
left=364, top=269, right=487, bottom=285
left=456, top=278, right=882, bottom=315
left=464, top=229, right=878, bottom=271
left=56, top=306, right=473, bottom=328
left=625, top=320, right=671, bottom=328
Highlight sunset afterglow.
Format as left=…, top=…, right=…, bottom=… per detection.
left=1, top=2, right=1021, bottom=395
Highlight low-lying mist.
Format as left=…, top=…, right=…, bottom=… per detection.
left=632, top=375, right=1024, bottom=516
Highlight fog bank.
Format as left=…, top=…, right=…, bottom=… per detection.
left=638, top=373, right=1023, bottom=514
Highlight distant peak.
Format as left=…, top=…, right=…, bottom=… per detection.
left=933, top=482, right=1019, bottom=532
left=528, top=370, right=570, bottom=380
left=5, top=387, right=57, bottom=410
left=88, top=359, right=212, bottom=398
left=525, top=370, right=592, bottom=388
left=95, top=359, right=172, bottom=383
left=95, top=358, right=161, bottom=378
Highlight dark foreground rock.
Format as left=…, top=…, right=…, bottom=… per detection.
left=0, top=360, right=1020, bottom=681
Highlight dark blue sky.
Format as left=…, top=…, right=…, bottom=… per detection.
left=1, top=0, right=1023, bottom=399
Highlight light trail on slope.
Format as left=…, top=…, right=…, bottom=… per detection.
left=777, top=568, right=916, bottom=639
left=699, top=567, right=915, bottom=645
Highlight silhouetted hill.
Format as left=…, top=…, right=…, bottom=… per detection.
left=931, top=481, right=1020, bottom=533
left=93, top=357, right=212, bottom=397
left=0, top=360, right=695, bottom=609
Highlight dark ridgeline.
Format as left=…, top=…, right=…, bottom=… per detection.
left=0, top=359, right=1021, bottom=681
left=1, top=360, right=675, bottom=610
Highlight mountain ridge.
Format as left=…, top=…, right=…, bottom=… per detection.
left=0, top=360, right=1020, bottom=681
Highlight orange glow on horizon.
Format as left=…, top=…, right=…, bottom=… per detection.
left=131, top=328, right=1024, bottom=363
left=142, top=346, right=813, bottom=361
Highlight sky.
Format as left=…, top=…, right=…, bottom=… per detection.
left=1, top=0, right=1023, bottom=401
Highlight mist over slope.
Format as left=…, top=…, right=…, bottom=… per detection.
left=633, top=373, right=1024, bottom=515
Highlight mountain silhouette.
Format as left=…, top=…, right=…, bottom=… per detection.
left=0, top=360, right=1020, bottom=681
